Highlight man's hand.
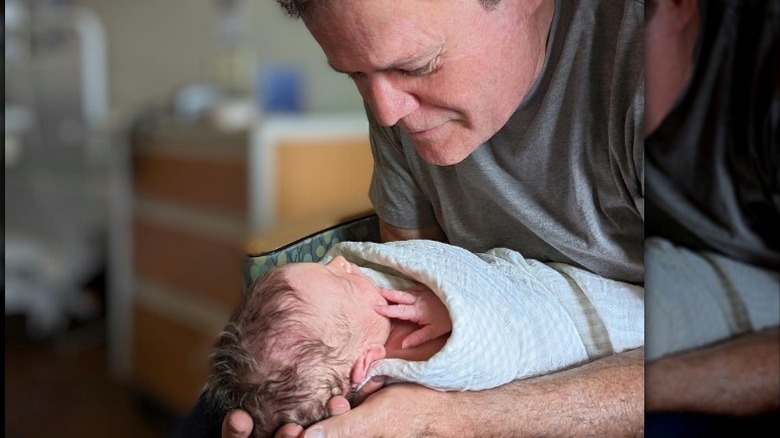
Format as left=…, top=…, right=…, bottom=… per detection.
left=221, top=409, right=253, bottom=438
left=290, top=349, right=644, bottom=437
left=301, top=383, right=448, bottom=438
left=273, top=377, right=387, bottom=438
left=375, top=285, right=452, bottom=348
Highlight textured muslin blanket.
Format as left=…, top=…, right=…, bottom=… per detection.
left=321, top=240, right=644, bottom=392
left=645, top=237, right=780, bottom=362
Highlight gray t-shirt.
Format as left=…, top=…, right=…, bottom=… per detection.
left=646, top=0, right=779, bottom=269
left=368, top=0, right=644, bottom=284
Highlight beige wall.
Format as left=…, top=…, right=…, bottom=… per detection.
left=77, top=0, right=363, bottom=125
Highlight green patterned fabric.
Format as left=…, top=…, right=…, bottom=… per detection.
left=243, top=214, right=380, bottom=291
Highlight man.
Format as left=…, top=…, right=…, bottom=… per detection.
left=177, top=1, right=645, bottom=436
left=644, top=0, right=779, bottom=435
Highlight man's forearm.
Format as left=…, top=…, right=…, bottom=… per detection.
left=434, top=348, right=645, bottom=437
left=646, top=327, right=780, bottom=416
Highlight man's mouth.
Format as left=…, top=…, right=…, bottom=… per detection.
left=405, top=122, right=444, bottom=138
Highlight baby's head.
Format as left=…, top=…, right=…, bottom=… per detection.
left=206, top=256, right=391, bottom=437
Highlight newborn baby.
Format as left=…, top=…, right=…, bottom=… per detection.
left=206, top=239, right=644, bottom=438
left=206, top=255, right=451, bottom=437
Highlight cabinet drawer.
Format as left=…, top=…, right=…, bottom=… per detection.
left=133, top=218, right=244, bottom=306
left=133, top=150, right=247, bottom=216
left=275, top=137, right=373, bottom=222
left=132, top=303, right=218, bottom=415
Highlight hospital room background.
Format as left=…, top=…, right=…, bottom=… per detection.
left=4, top=0, right=375, bottom=435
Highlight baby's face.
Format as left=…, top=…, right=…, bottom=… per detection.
left=284, top=256, right=392, bottom=348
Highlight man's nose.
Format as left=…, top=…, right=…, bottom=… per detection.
left=365, top=74, right=418, bottom=127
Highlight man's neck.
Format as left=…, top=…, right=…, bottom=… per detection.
left=645, top=0, right=701, bottom=135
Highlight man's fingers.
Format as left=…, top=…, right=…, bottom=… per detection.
left=222, top=409, right=254, bottom=438
left=326, top=396, right=351, bottom=416
left=379, top=287, right=417, bottom=304
left=303, top=385, right=410, bottom=438
left=275, top=423, right=304, bottom=438
left=302, top=414, right=373, bottom=438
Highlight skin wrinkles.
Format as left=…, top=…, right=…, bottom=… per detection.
left=304, top=0, right=553, bottom=166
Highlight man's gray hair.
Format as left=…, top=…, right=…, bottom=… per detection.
left=276, top=0, right=503, bottom=19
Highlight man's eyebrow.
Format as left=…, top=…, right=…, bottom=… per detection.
left=327, top=61, right=352, bottom=74
left=328, top=45, right=443, bottom=75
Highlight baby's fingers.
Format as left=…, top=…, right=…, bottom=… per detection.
left=375, top=303, right=422, bottom=322
left=378, top=287, right=417, bottom=304
left=401, top=325, right=443, bottom=349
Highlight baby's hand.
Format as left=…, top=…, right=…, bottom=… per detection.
left=375, top=284, right=452, bottom=349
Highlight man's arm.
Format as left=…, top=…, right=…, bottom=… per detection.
left=646, top=327, right=780, bottom=416
left=379, top=218, right=447, bottom=243
left=299, top=348, right=644, bottom=438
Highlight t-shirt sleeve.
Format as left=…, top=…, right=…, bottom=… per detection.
left=607, top=0, right=645, bottom=222
left=632, top=77, right=645, bottom=219
left=365, top=103, right=439, bottom=230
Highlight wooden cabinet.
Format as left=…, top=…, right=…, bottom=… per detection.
left=123, top=115, right=373, bottom=414
left=129, top=122, right=249, bottom=414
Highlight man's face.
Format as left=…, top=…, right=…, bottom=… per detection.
left=304, top=0, right=550, bottom=165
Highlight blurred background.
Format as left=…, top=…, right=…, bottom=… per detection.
left=5, top=0, right=374, bottom=436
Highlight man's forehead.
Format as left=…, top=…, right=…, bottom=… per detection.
left=305, top=2, right=447, bottom=71
left=327, top=43, right=444, bottom=74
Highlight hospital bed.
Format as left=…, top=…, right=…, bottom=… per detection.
left=243, top=212, right=381, bottom=289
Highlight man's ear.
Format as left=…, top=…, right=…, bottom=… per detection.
left=351, top=343, right=386, bottom=384
left=661, top=0, right=699, bottom=29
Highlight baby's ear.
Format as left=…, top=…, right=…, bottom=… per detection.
left=351, top=343, right=386, bottom=385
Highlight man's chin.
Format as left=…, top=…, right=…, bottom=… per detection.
left=413, top=142, right=478, bottom=166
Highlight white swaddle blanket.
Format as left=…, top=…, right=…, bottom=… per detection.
left=645, top=237, right=780, bottom=362
left=321, top=240, right=644, bottom=392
